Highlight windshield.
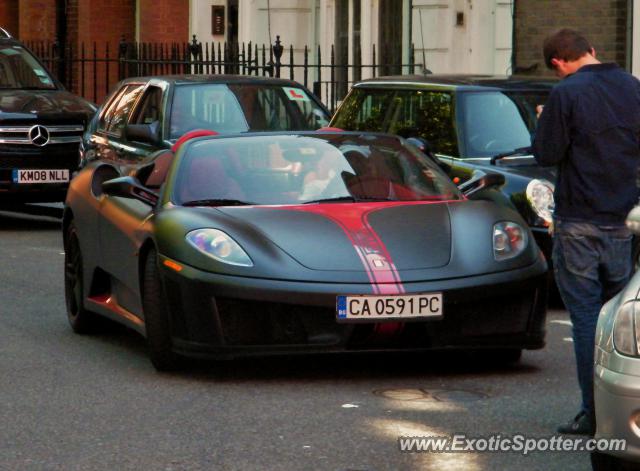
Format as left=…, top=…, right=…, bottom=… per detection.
left=458, top=91, right=549, bottom=157
left=0, top=45, right=56, bottom=90
left=331, top=87, right=459, bottom=156
left=174, top=134, right=462, bottom=206
left=170, top=84, right=330, bottom=139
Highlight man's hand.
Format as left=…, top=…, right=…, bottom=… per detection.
left=536, top=105, right=544, bottom=119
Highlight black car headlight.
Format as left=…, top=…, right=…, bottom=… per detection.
left=526, top=179, right=555, bottom=225
left=613, top=300, right=640, bottom=357
left=493, top=222, right=527, bottom=261
left=186, top=229, right=253, bottom=267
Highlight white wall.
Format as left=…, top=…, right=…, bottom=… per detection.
left=412, top=0, right=513, bottom=75
left=190, top=0, right=514, bottom=84
left=191, top=0, right=228, bottom=43
left=238, top=0, right=314, bottom=49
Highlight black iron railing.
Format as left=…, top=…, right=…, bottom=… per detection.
left=25, top=35, right=422, bottom=111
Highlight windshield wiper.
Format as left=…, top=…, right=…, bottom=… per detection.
left=490, top=146, right=533, bottom=165
left=303, top=196, right=357, bottom=204
left=182, top=199, right=255, bottom=207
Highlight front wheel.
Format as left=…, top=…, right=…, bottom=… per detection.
left=64, top=221, right=103, bottom=333
left=143, top=249, right=182, bottom=371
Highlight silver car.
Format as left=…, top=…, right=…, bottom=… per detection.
left=592, top=205, right=640, bottom=470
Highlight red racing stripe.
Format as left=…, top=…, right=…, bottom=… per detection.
left=268, top=201, right=455, bottom=295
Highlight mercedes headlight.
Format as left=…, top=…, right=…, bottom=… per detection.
left=526, top=179, right=555, bottom=225
left=613, top=300, right=640, bottom=357
left=493, top=222, right=528, bottom=261
left=186, top=229, right=253, bottom=267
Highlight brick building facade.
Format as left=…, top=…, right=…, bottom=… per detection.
left=0, top=0, right=187, bottom=46
left=514, top=0, right=631, bottom=75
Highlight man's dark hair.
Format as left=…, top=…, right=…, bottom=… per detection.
left=543, top=29, right=593, bottom=69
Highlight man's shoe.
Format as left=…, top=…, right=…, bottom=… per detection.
left=557, top=411, right=594, bottom=435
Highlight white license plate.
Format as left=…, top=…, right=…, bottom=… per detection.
left=336, top=293, right=443, bottom=321
left=12, top=169, right=69, bottom=184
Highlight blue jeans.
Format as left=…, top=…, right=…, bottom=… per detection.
left=552, top=219, right=632, bottom=418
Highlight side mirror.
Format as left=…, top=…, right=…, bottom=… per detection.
left=126, top=121, right=160, bottom=145
left=102, top=176, right=159, bottom=206
left=458, top=171, right=505, bottom=197
left=626, top=205, right=640, bottom=235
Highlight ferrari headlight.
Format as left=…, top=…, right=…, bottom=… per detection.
left=493, top=222, right=528, bottom=261
left=613, top=301, right=640, bottom=357
left=186, top=229, right=253, bottom=267
left=526, top=179, right=555, bottom=225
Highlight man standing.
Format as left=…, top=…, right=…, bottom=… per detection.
left=533, top=29, right=640, bottom=435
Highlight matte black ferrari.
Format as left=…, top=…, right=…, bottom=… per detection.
left=63, top=131, right=548, bottom=370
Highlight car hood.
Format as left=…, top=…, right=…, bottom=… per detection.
left=482, top=158, right=557, bottom=182
left=0, top=89, right=95, bottom=121
left=218, top=202, right=453, bottom=271
left=158, top=200, right=541, bottom=283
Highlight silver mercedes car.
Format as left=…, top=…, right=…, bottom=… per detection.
left=592, top=205, right=640, bottom=470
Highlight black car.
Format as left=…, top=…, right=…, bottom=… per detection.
left=63, top=131, right=547, bottom=371
left=331, top=75, right=556, bottom=259
left=0, top=29, right=96, bottom=203
left=81, top=74, right=331, bottom=173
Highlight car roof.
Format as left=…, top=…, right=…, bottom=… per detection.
left=119, top=74, right=309, bottom=88
left=354, top=74, right=557, bottom=91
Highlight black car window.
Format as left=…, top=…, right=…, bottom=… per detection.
left=332, top=88, right=458, bottom=156
left=283, top=88, right=330, bottom=129
left=226, top=84, right=328, bottom=131
left=170, top=84, right=329, bottom=139
left=97, top=86, right=127, bottom=132
left=457, top=91, right=548, bottom=157
left=104, top=84, right=145, bottom=137
left=131, top=85, right=163, bottom=125
left=170, top=84, right=248, bottom=138
left=0, top=45, right=56, bottom=89
left=254, top=86, right=292, bottom=130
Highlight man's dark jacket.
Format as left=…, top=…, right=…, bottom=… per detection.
left=533, top=63, right=640, bottom=225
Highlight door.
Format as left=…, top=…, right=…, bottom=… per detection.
left=93, top=82, right=146, bottom=168
left=96, top=84, right=162, bottom=318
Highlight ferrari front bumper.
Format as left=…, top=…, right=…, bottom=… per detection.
left=159, top=255, right=548, bottom=359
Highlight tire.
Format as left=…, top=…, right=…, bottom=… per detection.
left=64, top=221, right=103, bottom=333
left=142, top=249, right=181, bottom=371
